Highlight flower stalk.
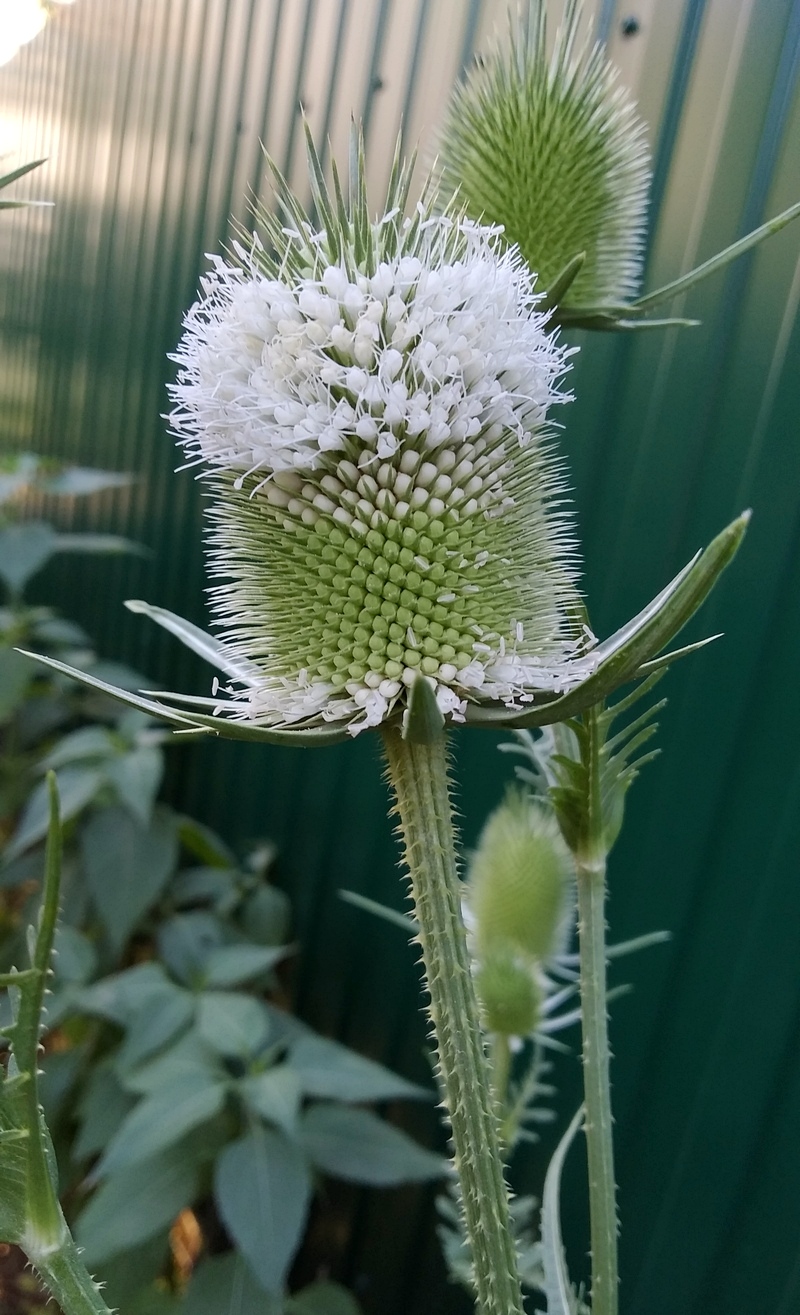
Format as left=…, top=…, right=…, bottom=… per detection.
left=381, top=720, right=524, bottom=1315
left=574, top=706, right=617, bottom=1315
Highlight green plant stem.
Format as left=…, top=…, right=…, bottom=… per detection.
left=28, top=1233, right=112, bottom=1315
left=13, top=777, right=113, bottom=1315
left=576, top=708, right=618, bottom=1315
left=381, top=727, right=524, bottom=1315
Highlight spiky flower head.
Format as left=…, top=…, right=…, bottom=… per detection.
left=436, top=0, right=651, bottom=309
left=168, top=133, right=588, bottom=736
left=468, top=788, right=574, bottom=963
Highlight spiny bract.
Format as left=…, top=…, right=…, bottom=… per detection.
left=168, top=134, right=589, bottom=735
left=436, top=0, right=651, bottom=308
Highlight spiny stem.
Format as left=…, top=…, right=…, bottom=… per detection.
left=13, top=777, right=114, bottom=1315
left=576, top=707, right=618, bottom=1315
left=381, top=727, right=524, bottom=1315
left=29, top=1234, right=113, bottom=1315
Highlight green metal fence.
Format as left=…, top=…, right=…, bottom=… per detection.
left=2, top=2, right=800, bottom=1311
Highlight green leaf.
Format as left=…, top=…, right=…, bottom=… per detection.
left=631, top=197, right=800, bottom=312
left=196, top=991, right=271, bottom=1059
left=40, top=725, right=117, bottom=770
left=338, top=889, right=418, bottom=935
left=4, top=764, right=104, bottom=863
left=114, top=984, right=194, bottom=1071
left=105, top=744, right=163, bottom=826
left=171, top=866, right=239, bottom=912
left=96, top=1074, right=227, bottom=1176
left=81, top=805, right=178, bottom=952
left=77, top=962, right=173, bottom=1025
left=51, top=533, right=147, bottom=557
left=156, top=911, right=225, bottom=984
left=541, top=1106, right=584, bottom=1315
left=237, top=884, right=291, bottom=946
left=300, top=1105, right=446, bottom=1186
left=289, top=1034, right=430, bottom=1104
left=52, top=925, right=97, bottom=986
left=0, top=1075, right=29, bottom=1240
left=42, top=466, right=133, bottom=497
left=183, top=1253, right=282, bottom=1315
left=0, top=158, right=47, bottom=190
left=241, top=1066, right=302, bottom=1137
left=203, top=942, right=288, bottom=988
left=73, top=1064, right=137, bottom=1161
left=0, top=647, right=32, bottom=722
left=287, top=1281, right=362, bottom=1315
left=121, top=1031, right=224, bottom=1098
left=175, top=817, right=237, bottom=868
left=214, top=1127, right=312, bottom=1294
left=76, top=1142, right=203, bottom=1265
left=0, top=523, right=56, bottom=594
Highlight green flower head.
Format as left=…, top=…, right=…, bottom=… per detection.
left=436, top=0, right=651, bottom=308
left=168, top=134, right=592, bottom=736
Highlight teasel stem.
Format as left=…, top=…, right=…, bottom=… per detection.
left=13, top=776, right=113, bottom=1315
left=28, top=1238, right=112, bottom=1315
left=575, top=705, right=618, bottom=1315
left=381, top=726, right=524, bottom=1315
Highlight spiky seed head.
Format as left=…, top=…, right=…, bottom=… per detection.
left=468, top=789, right=574, bottom=963
left=436, top=0, right=651, bottom=307
left=476, top=948, right=542, bottom=1037
left=168, top=132, right=590, bottom=735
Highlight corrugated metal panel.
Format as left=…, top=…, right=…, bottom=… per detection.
left=2, top=3, right=800, bottom=1312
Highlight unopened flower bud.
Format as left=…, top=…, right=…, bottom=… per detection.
left=476, top=949, right=541, bottom=1037
left=468, top=789, right=574, bottom=963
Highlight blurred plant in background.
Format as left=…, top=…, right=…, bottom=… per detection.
left=0, top=457, right=444, bottom=1314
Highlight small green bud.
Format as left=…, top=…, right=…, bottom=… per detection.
left=476, top=950, right=541, bottom=1037
left=468, top=789, right=574, bottom=963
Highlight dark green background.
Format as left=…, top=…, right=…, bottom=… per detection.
left=2, top=1, right=800, bottom=1311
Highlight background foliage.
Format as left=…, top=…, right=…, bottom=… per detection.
left=1, top=2, right=800, bottom=1312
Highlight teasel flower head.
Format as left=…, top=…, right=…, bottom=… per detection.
left=166, top=130, right=592, bottom=736
left=436, top=0, right=651, bottom=312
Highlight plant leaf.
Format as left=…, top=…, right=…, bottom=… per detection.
left=81, top=805, right=178, bottom=953
left=4, top=765, right=104, bottom=863
left=287, top=1281, right=362, bottom=1315
left=300, top=1105, right=447, bottom=1186
left=96, top=1076, right=226, bottom=1177
left=541, top=1106, right=584, bottom=1315
left=241, top=1066, right=303, bottom=1137
left=76, top=1142, right=203, bottom=1265
left=52, top=533, right=147, bottom=557
left=214, top=1127, right=312, bottom=1294
left=0, top=523, right=56, bottom=593
left=289, top=1034, right=430, bottom=1104
left=196, top=991, right=271, bottom=1059
left=105, top=745, right=163, bottom=826
left=183, top=1253, right=282, bottom=1315
left=203, top=942, right=288, bottom=988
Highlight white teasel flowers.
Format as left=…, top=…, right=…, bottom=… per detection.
left=167, top=134, right=594, bottom=736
